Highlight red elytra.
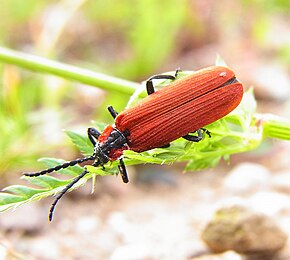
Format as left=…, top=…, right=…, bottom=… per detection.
left=114, top=66, right=243, bottom=152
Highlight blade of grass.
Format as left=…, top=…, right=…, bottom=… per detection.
left=0, top=46, right=139, bottom=95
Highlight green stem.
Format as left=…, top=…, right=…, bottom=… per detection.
left=0, top=46, right=139, bottom=95
left=255, top=113, right=290, bottom=140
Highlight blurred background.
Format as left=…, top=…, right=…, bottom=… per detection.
left=0, top=0, right=290, bottom=259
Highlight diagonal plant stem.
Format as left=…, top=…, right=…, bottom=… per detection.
left=0, top=46, right=139, bottom=95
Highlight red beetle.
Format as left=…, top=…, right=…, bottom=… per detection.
left=25, top=66, right=243, bottom=220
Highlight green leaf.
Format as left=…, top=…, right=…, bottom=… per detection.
left=65, top=130, right=94, bottom=157
left=2, top=185, right=44, bottom=199
left=22, top=175, right=70, bottom=189
left=185, top=156, right=222, bottom=171
left=0, top=193, right=25, bottom=212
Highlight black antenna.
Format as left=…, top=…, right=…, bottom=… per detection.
left=49, top=169, right=89, bottom=221
left=23, top=155, right=97, bottom=221
left=24, top=155, right=95, bottom=177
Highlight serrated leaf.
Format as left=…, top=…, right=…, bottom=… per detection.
left=3, top=185, right=44, bottom=199
left=22, top=175, right=70, bottom=189
left=0, top=186, right=49, bottom=212
left=65, top=130, right=94, bottom=156
left=86, top=165, right=116, bottom=176
left=0, top=193, right=24, bottom=205
left=185, top=156, right=222, bottom=171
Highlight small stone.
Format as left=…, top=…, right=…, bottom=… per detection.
left=75, top=216, right=100, bottom=234
left=224, top=163, right=270, bottom=194
left=23, top=236, right=60, bottom=259
left=272, top=171, right=290, bottom=193
left=189, top=250, right=243, bottom=260
left=248, top=191, right=290, bottom=216
left=110, top=244, right=152, bottom=260
left=201, top=205, right=287, bottom=255
left=251, top=65, right=290, bottom=101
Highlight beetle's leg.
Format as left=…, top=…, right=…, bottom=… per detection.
left=118, top=158, right=129, bottom=183
left=146, top=68, right=182, bottom=95
left=87, top=127, right=101, bottom=146
left=183, top=129, right=203, bottom=142
left=201, top=128, right=211, bottom=138
left=108, top=105, right=118, bottom=119
left=49, top=169, right=89, bottom=221
left=146, top=75, right=175, bottom=95
left=183, top=128, right=211, bottom=142
left=174, top=67, right=182, bottom=78
left=107, top=105, right=129, bottom=182
left=160, top=143, right=170, bottom=148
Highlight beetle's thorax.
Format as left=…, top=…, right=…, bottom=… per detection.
left=94, top=125, right=129, bottom=163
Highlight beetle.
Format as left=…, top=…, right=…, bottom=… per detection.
left=24, top=66, right=243, bottom=221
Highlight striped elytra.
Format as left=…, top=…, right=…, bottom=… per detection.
left=115, top=66, right=243, bottom=152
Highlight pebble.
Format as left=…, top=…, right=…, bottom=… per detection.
left=201, top=205, right=287, bottom=255
left=272, top=171, right=290, bottom=193
left=189, top=250, right=243, bottom=260
left=251, top=64, right=290, bottom=101
left=75, top=216, right=100, bottom=234
left=223, top=163, right=270, bottom=194
left=248, top=191, right=290, bottom=216
left=110, top=244, right=153, bottom=260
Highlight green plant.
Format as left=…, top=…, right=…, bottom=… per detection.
left=0, top=47, right=290, bottom=214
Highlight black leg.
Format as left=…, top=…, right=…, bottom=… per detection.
left=49, top=169, right=89, bottom=221
left=108, top=106, right=118, bottom=119
left=146, top=75, right=175, bottom=95
left=118, top=158, right=129, bottom=183
left=183, top=129, right=203, bottom=142
left=201, top=128, right=211, bottom=138
left=174, top=67, right=181, bottom=78
left=146, top=68, right=182, bottom=95
left=87, top=127, right=101, bottom=146
left=183, top=128, right=211, bottom=142
left=24, top=155, right=95, bottom=177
